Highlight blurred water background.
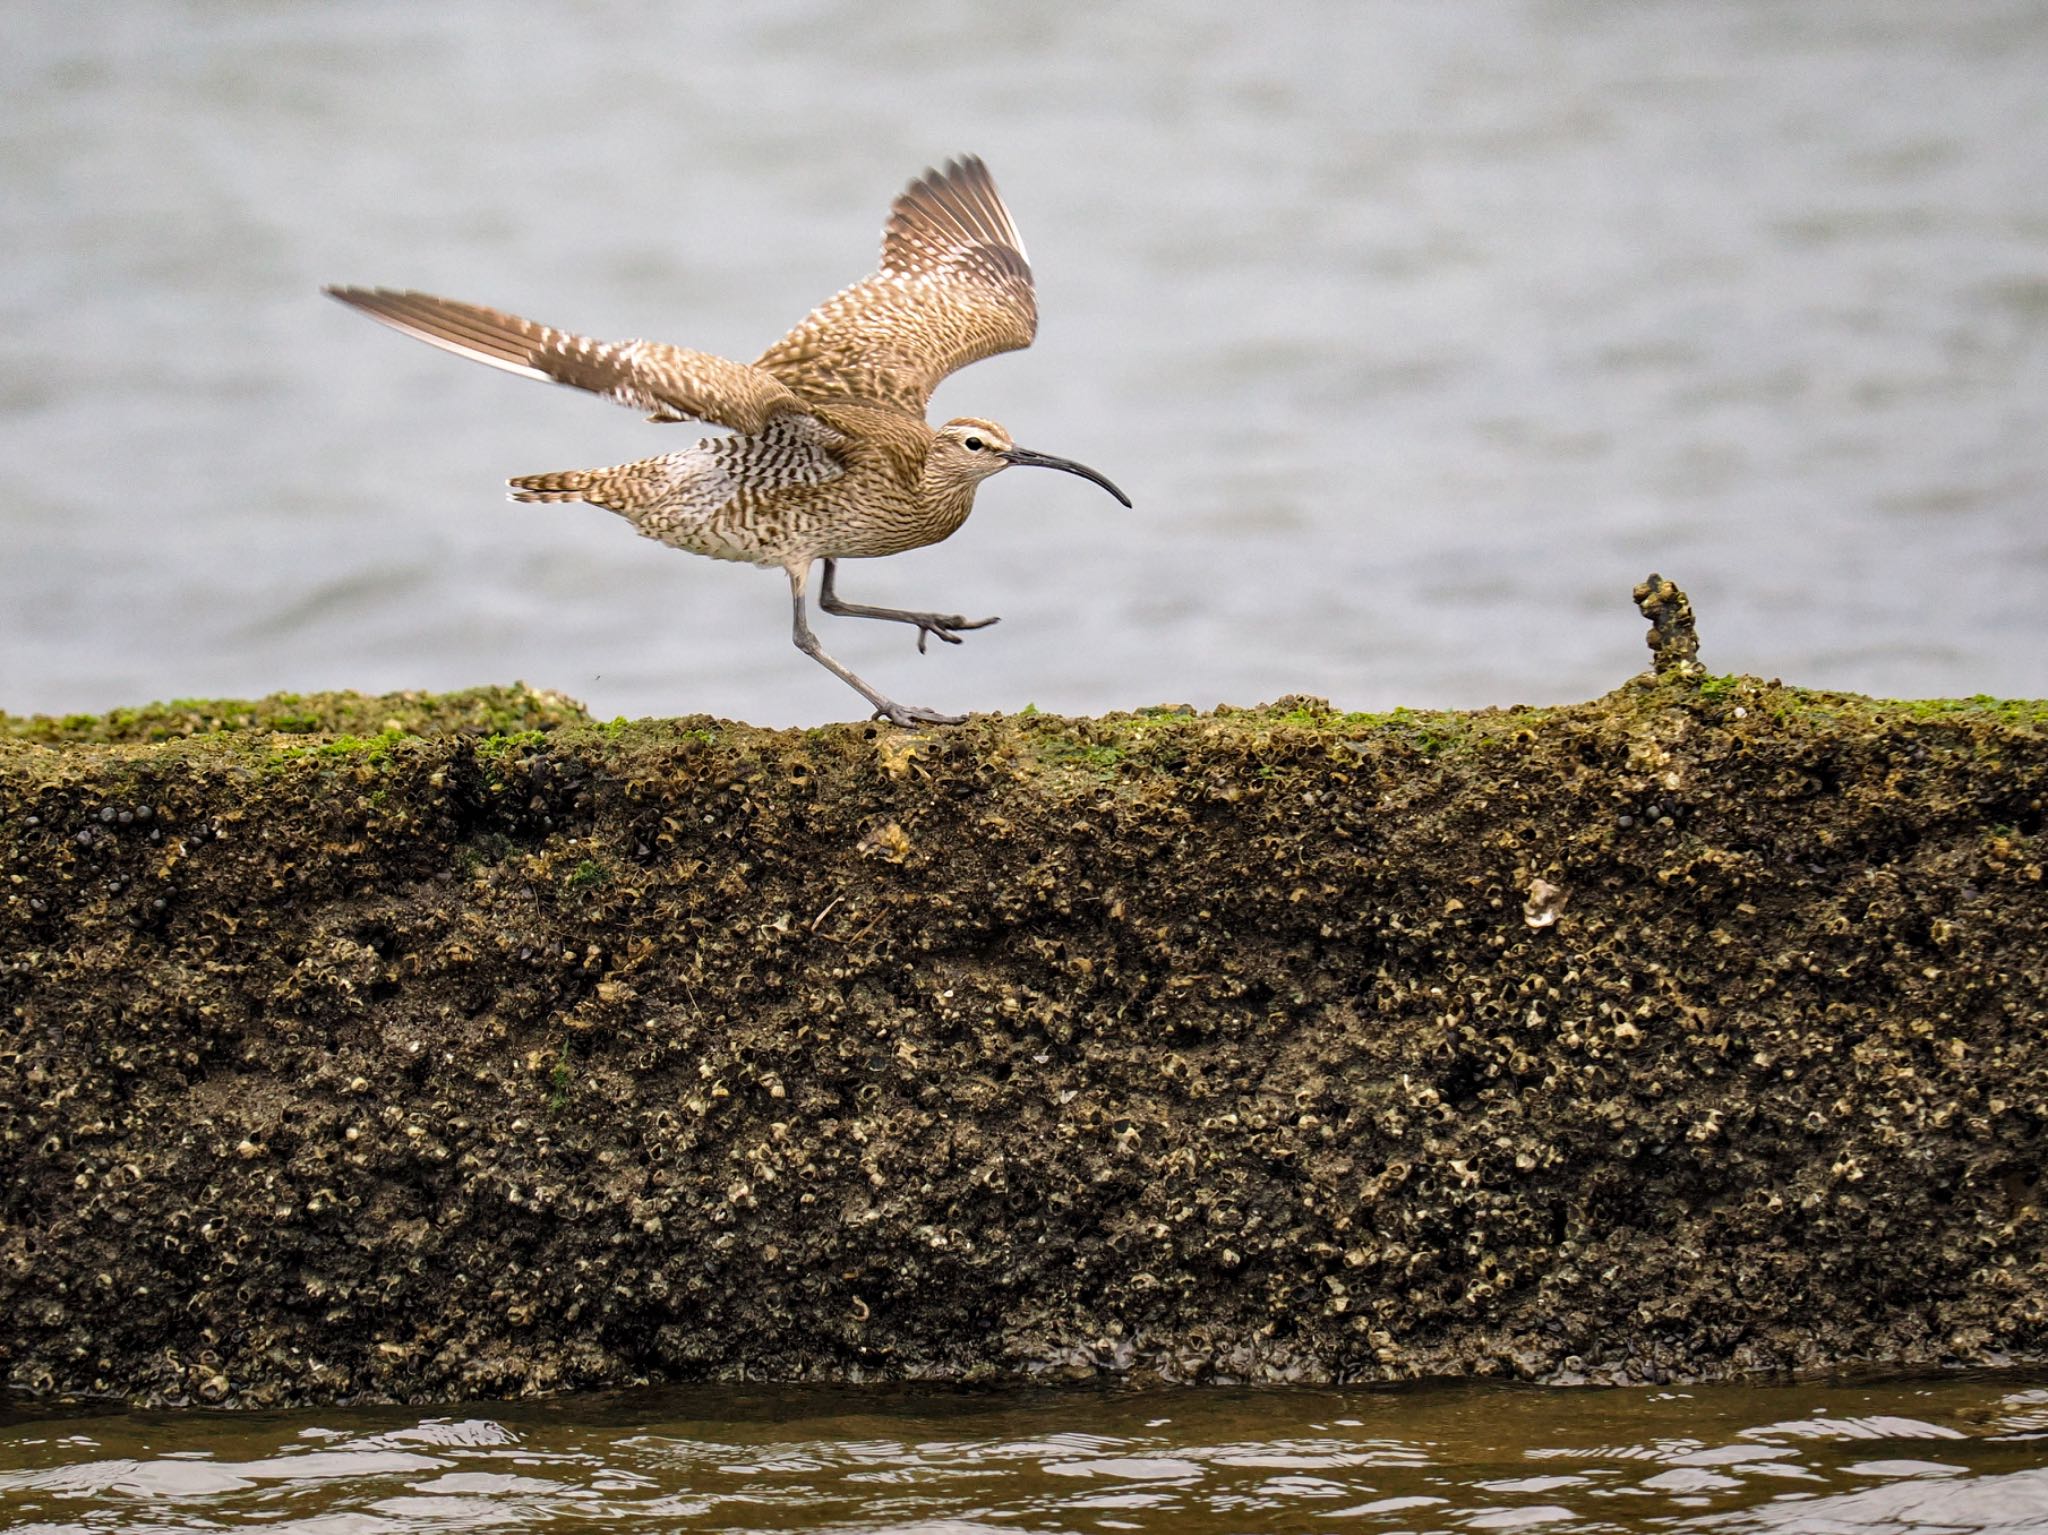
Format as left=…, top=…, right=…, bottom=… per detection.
left=2, top=2, right=2044, bottom=726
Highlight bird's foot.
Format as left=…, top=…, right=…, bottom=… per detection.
left=871, top=700, right=968, bottom=728
left=909, top=612, right=1000, bottom=655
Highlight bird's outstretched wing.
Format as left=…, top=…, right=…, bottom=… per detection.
left=324, top=287, right=806, bottom=435
left=753, top=156, right=1039, bottom=416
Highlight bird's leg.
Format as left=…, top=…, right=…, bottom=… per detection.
left=818, top=558, right=1000, bottom=656
left=786, top=562, right=965, bottom=728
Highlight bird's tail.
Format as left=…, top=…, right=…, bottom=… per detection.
left=508, top=452, right=731, bottom=543
left=508, top=454, right=693, bottom=517
left=507, top=468, right=597, bottom=505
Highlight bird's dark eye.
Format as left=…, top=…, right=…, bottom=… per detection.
left=964, top=436, right=984, bottom=451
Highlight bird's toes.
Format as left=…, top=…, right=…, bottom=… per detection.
left=873, top=702, right=966, bottom=728
left=924, top=614, right=1000, bottom=648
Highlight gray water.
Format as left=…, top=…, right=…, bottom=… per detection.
left=7, top=1376, right=2048, bottom=1534
left=2, top=1, right=2044, bottom=726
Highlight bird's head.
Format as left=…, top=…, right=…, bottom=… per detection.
left=927, top=418, right=1132, bottom=506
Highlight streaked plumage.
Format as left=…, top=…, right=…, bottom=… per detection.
left=755, top=158, right=1038, bottom=415
left=327, top=156, right=1127, bottom=726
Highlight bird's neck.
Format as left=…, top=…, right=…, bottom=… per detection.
left=915, top=460, right=983, bottom=541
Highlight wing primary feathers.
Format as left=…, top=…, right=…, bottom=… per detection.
left=324, top=286, right=810, bottom=435
left=324, top=286, right=558, bottom=381
left=882, top=155, right=1029, bottom=278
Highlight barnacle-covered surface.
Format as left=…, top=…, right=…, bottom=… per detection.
left=2, top=596, right=2044, bottom=1408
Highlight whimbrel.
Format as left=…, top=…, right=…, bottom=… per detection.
left=326, top=156, right=1129, bottom=726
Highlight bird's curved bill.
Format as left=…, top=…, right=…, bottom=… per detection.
left=1002, top=447, right=1132, bottom=507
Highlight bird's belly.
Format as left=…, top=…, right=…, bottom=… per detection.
left=810, top=498, right=971, bottom=560
left=634, top=469, right=970, bottom=566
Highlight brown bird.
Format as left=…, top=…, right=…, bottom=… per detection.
left=325, top=156, right=1129, bottom=726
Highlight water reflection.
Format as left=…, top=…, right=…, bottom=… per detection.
left=5, top=1376, right=2048, bottom=1533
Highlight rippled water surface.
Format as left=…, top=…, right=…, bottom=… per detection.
left=6, top=1375, right=2048, bottom=1534
left=2, top=2, right=2045, bottom=724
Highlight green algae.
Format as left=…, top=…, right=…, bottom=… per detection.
left=0, top=683, right=589, bottom=746
left=566, top=857, right=614, bottom=894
